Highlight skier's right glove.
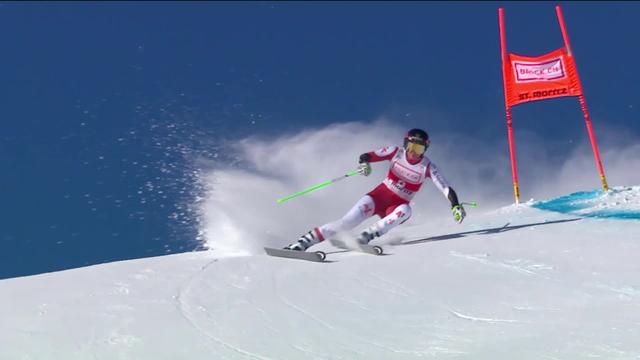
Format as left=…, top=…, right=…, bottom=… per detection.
left=452, top=205, right=466, bottom=224
left=357, top=162, right=372, bottom=176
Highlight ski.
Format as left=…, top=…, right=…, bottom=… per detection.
left=329, top=239, right=384, bottom=255
left=264, top=247, right=327, bottom=262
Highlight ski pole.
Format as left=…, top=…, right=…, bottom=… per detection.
left=461, top=201, right=478, bottom=208
left=277, top=169, right=361, bottom=204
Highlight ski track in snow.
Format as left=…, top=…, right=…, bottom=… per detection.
left=511, top=305, right=561, bottom=312
left=175, top=258, right=273, bottom=360
left=330, top=291, right=372, bottom=312
left=279, top=296, right=336, bottom=331
left=367, top=272, right=415, bottom=297
left=449, top=309, right=519, bottom=323
left=591, top=282, right=640, bottom=299
left=270, top=266, right=462, bottom=358
left=448, top=309, right=519, bottom=324
left=361, top=278, right=411, bottom=298
left=271, top=271, right=415, bottom=358
left=448, top=251, right=553, bottom=277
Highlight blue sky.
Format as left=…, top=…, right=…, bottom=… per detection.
left=1, top=2, right=638, bottom=278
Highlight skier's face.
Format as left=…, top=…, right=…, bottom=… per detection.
left=406, top=141, right=426, bottom=157
left=406, top=148, right=422, bottom=162
left=405, top=137, right=428, bottom=161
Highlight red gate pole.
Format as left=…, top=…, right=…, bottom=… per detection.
left=556, top=5, right=609, bottom=192
left=499, top=8, right=521, bottom=204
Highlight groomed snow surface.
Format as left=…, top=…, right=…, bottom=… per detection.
left=2, top=187, right=640, bottom=359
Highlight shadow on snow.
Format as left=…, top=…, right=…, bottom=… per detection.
left=400, top=218, right=582, bottom=246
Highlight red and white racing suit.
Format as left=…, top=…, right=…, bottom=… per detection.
left=311, top=145, right=452, bottom=242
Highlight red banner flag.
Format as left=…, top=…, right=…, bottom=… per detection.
left=502, top=48, right=583, bottom=107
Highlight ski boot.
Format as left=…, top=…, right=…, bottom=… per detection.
left=284, top=231, right=319, bottom=251
left=357, top=228, right=381, bottom=245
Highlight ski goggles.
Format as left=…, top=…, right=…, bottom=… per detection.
left=405, top=137, right=429, bottom=155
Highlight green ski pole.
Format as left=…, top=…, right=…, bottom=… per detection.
left=461, top=201, right=478, bottom=208
left=277, top=170, right=361, bottom=204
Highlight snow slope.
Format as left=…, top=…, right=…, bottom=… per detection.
left=2, top=188, right=640, bottom=359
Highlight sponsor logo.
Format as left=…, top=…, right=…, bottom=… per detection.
left=384, top=178, right=415, bottom=197
left=392, top=182, right=413, bottom=196
left=392, top=162, right=422, bottom=183
left=513, top=57, right=566, bottom=83
left=518, top=87, right=568, bottom=101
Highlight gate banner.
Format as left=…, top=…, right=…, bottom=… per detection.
left=503, top=48, right=583, bottom=107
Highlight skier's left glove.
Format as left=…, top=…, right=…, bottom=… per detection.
left=357, top=162, right=372, bottom=176
left=452, top=205, right=466, bottom=224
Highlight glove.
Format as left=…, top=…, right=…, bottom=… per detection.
left=452, top=204, right=466, bottom=224
left=358, top=162, right=372, bottom=176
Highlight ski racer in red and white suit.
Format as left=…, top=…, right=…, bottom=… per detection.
left=285, top=128, right=466, bottom=251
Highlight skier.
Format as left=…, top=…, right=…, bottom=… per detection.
left=285, top=128, right=466, bottom=251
